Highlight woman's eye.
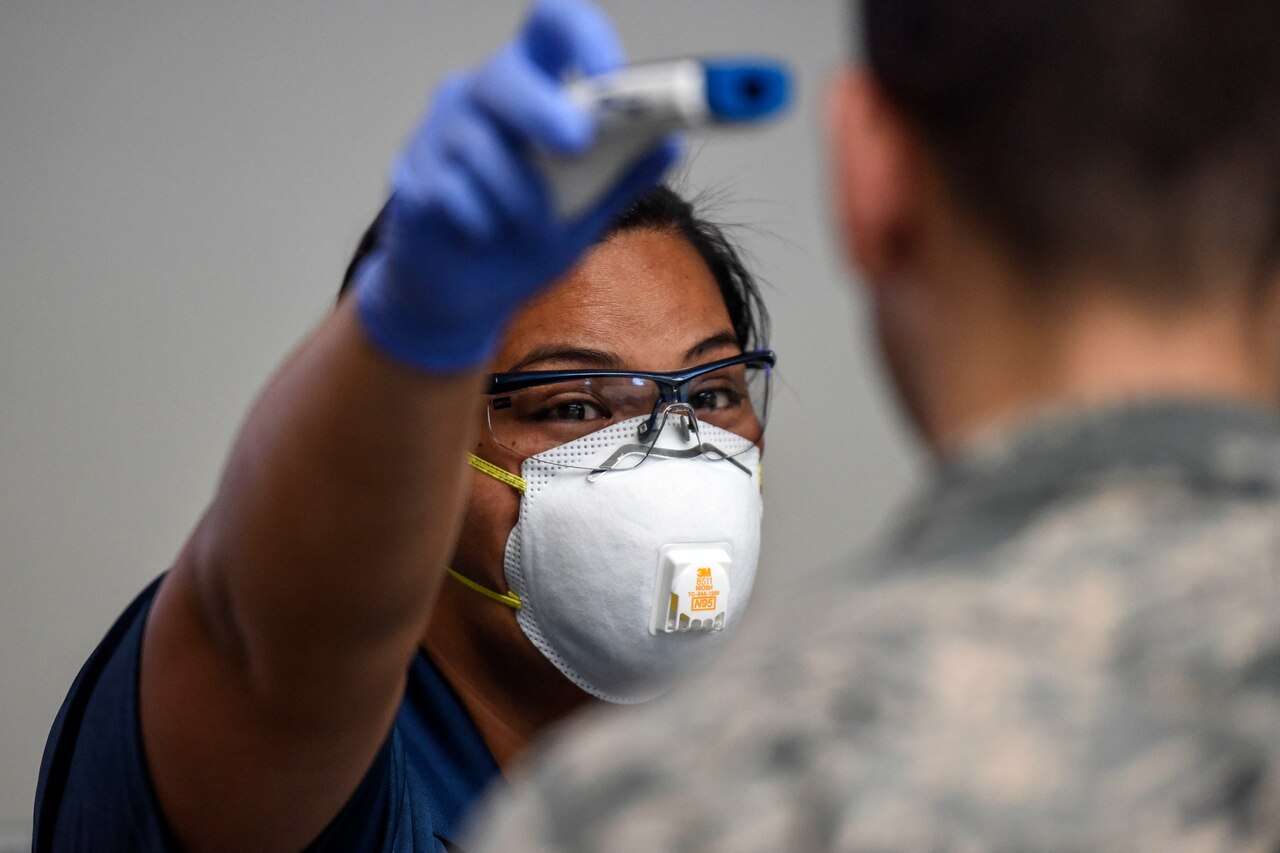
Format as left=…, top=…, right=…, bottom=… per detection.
left=690, top=388, right=741, bottom=411
left=545, top=399, right=608, bottom=421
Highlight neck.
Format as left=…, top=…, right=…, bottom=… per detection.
left=422, top=582, right=592, bottom=769
left=881, top=251, right=1280, bottom=455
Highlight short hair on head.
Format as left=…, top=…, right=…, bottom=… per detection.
left=861, top=0, right=1280, bottom=294
left=340, top=185, right=769, bottom=351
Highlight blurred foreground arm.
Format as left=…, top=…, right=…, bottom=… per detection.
left=138, top=2, right=675, bottom=849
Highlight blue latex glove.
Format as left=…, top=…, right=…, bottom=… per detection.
left=355, top=0, right=681, bottom=373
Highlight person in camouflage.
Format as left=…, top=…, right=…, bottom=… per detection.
left=466, top=0, right=1280, bottom=850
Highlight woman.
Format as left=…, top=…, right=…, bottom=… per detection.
left=35, top=2, right=773, bottom=851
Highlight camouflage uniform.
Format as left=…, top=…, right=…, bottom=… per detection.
left=469, top=401, right=1280, bottom=852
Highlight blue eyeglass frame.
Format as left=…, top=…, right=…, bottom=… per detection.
left=488, top=348, right=777, bottom=437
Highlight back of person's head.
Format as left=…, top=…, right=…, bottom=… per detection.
left=860, top=0, right=1280, bottom=295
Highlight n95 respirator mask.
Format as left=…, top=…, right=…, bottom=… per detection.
left=456, top=415, right=762, bottom=704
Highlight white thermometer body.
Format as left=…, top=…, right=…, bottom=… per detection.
left=539, top=58, right=790, bottom=217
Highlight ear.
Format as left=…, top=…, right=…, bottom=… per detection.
left=826, top=68, right=924, bottom=286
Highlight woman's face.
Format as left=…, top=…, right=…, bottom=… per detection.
left=436, top=225, right=743, bottom=665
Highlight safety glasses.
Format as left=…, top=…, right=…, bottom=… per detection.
left=486, top=349, right=774, bottom=471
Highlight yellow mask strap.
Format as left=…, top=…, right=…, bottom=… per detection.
left=468, top=453, right=526, bottom=493
left=445, top=566, right=523, bottom=611
left=447, top=453, right=525, bottom=610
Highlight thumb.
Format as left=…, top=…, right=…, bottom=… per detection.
left=566, top=135, right=684, bottom=245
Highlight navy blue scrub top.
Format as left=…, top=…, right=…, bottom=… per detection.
left=35, top=576, right=500, bottom=852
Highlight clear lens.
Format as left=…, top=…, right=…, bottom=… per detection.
left=683, top=360, right=770, bottom=440
left=486, top=358, right=771, bottom=470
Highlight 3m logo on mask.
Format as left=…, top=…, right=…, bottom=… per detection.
left=690, top=567, right=718, bottom=611
left=651, top=544, right=732, bottom=634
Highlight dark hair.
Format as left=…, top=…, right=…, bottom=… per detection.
left=340, top=186, right=769, bottom=350
left=862, top=0, right=1280, bottom=292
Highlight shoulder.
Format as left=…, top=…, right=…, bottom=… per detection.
left=35, top=579, right=435, bottom=853
left=35, top=577, right=176, bottom=852
left=473, top=491, right=1280, bottom=850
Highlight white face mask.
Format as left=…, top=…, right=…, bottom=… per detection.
left=453, top=415, right=763, bottom=704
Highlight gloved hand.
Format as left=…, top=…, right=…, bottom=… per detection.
left=355, top=0, right=681, bottom=373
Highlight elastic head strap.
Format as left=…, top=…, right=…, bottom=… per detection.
left=448, top=453, right=525, bottom=611
left=445, top=566, right=523, bottom=611
left=468, top=453, right=527, bottom=493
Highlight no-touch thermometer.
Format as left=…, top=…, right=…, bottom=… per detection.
left=539, top=58, right=791, bottom=217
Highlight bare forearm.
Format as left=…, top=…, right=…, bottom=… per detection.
left=187, top=298, right=482, bottom=699
left=132, top=5, right=664, bottom=845
left=140, top=299, right=488, bottom=851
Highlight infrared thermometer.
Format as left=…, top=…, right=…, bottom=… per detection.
left=539, top=58, right=791, bottom=218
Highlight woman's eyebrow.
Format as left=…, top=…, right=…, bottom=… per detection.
left=506, top=345, right=623, bottom=372
left=506, top=331, right=740, bottom=373
left=683, top=331, right=740, bottom=363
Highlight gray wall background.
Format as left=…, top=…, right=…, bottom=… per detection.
left=0, top=0, right=918, bottom=838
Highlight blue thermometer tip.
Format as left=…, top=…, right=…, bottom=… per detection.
left=703, top=60, right=791, bottom=122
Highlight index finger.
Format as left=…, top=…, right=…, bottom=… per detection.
left=519, top=0, right=624, bottom=78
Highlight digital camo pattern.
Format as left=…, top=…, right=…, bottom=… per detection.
left=469, top=401, right=1280, bottom=852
